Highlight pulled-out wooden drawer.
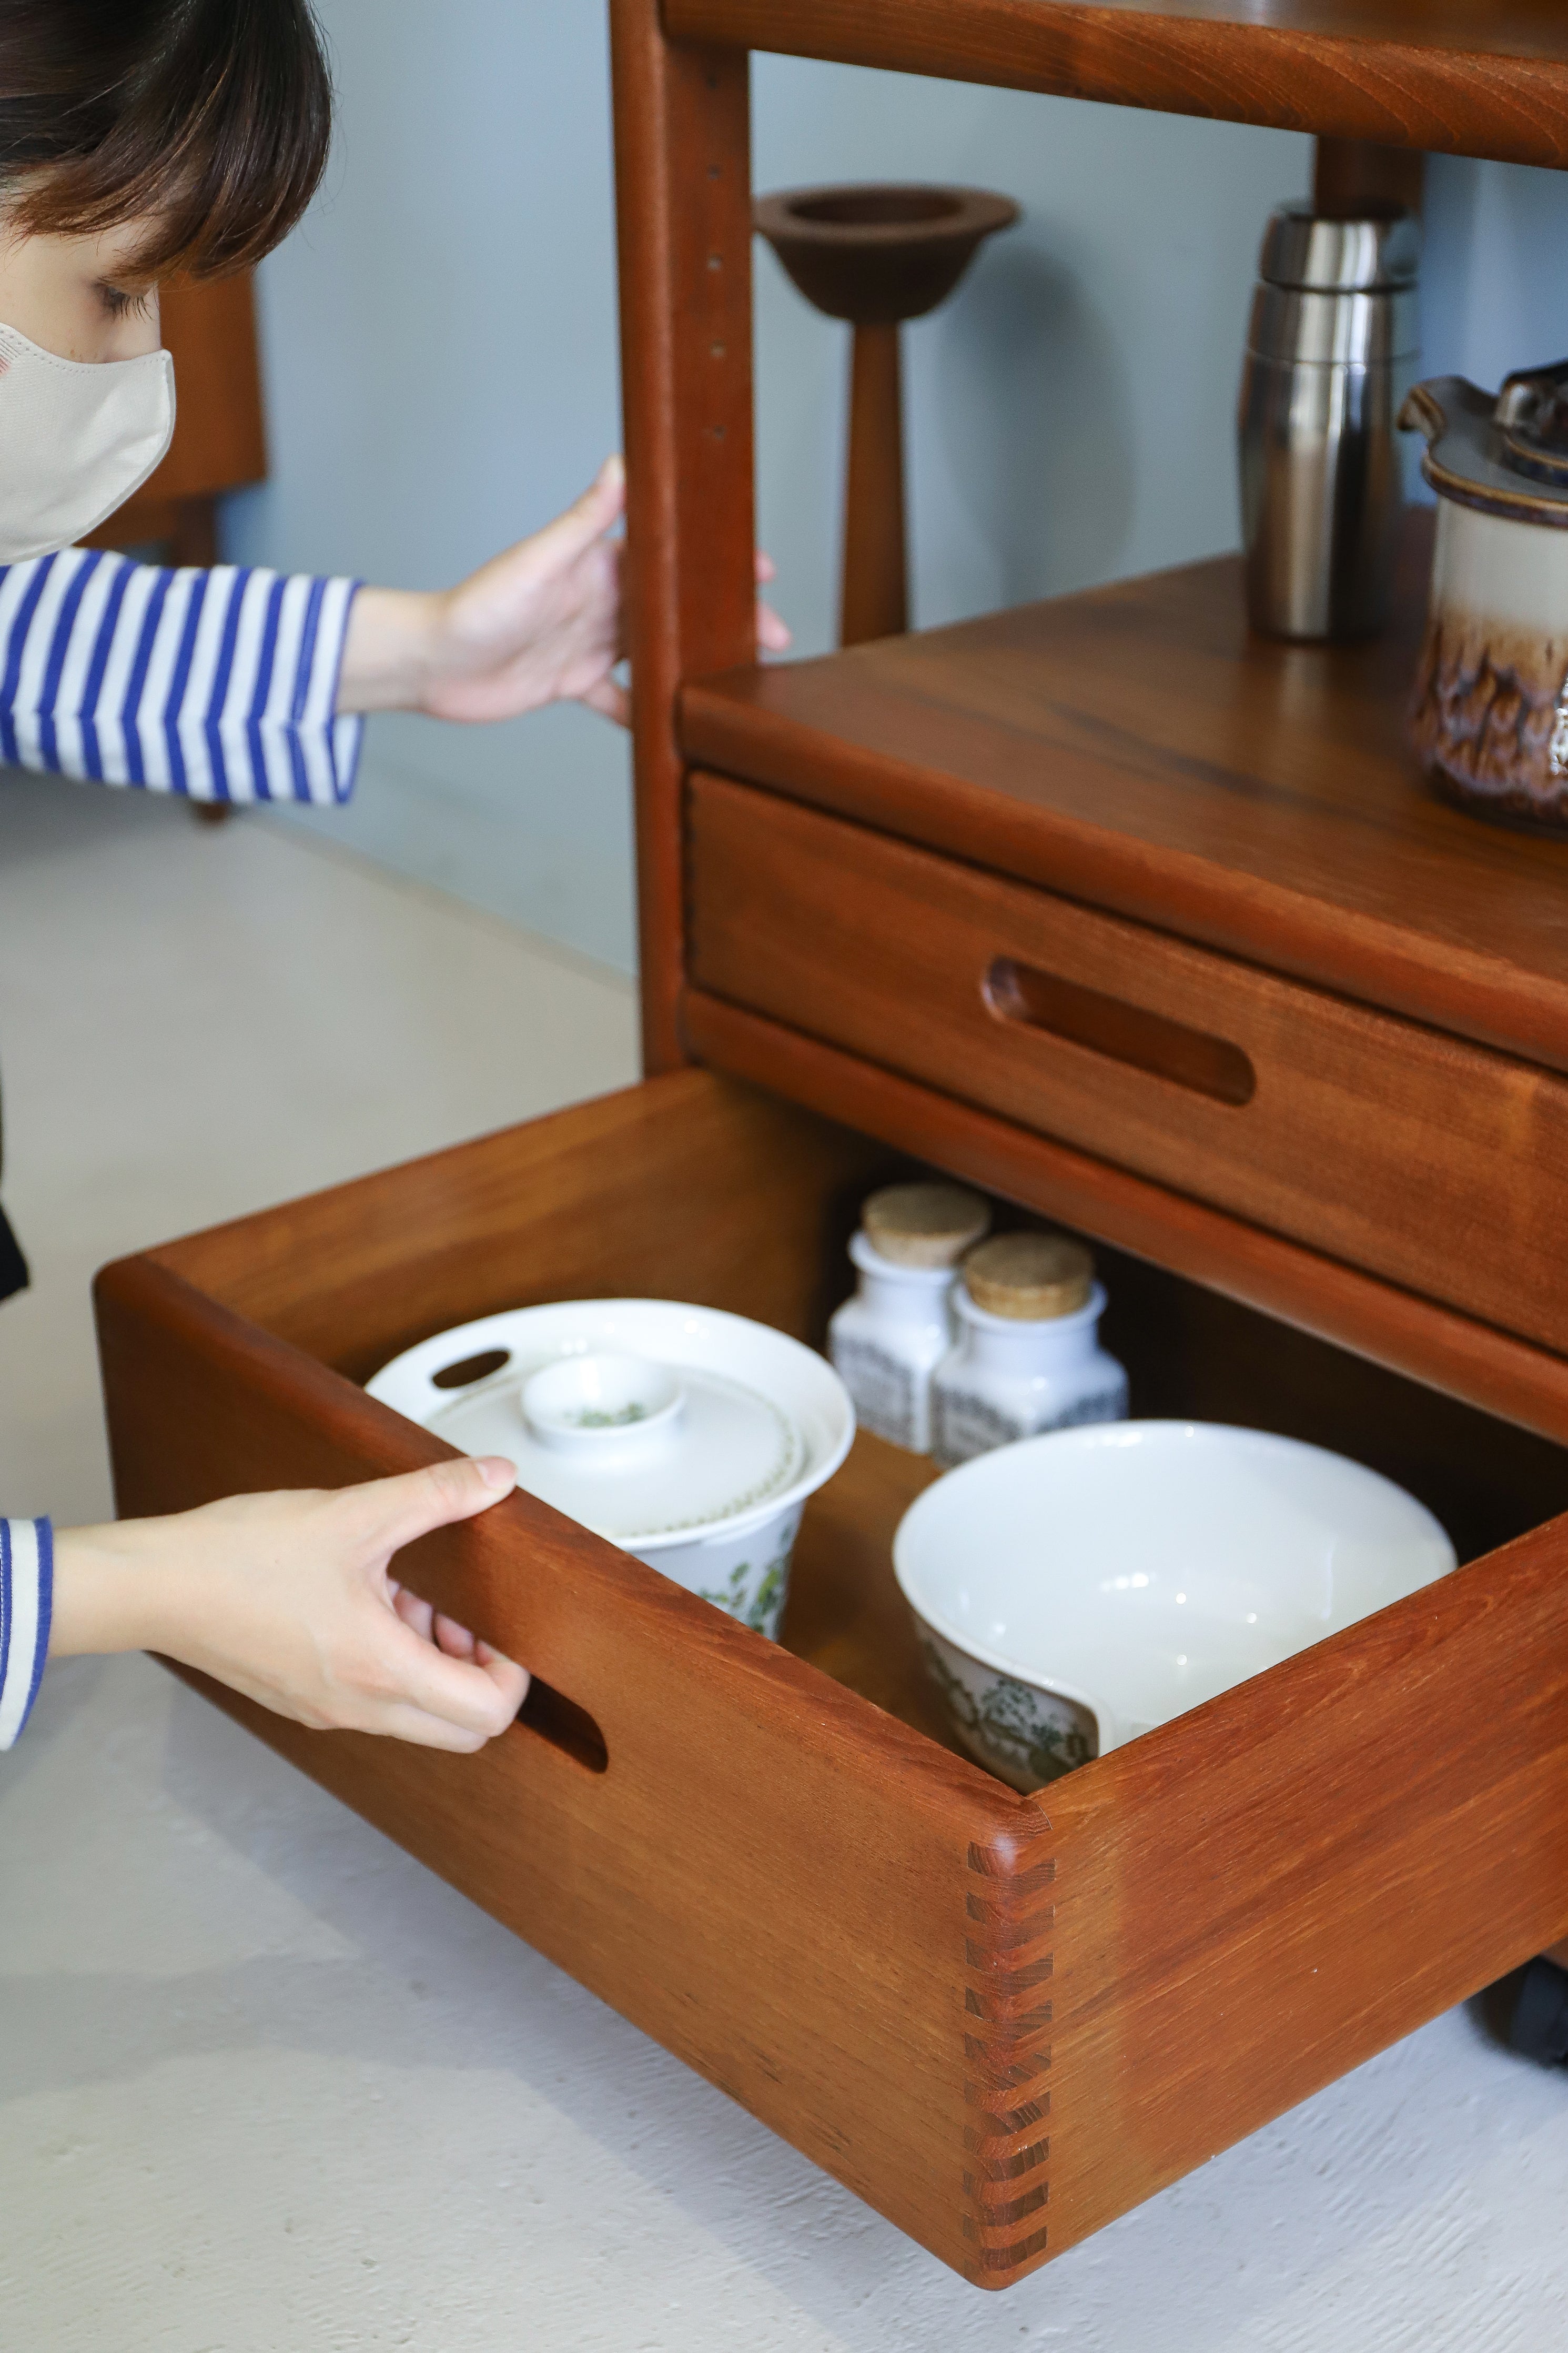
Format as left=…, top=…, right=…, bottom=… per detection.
left=688, top=772, right=1568, bottom=1353
left=96, top=1068, right=1568, bottom=2290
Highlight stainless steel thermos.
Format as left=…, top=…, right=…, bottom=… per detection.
left=1238, top=204, right=1420, bottom=641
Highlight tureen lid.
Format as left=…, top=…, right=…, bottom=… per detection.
left=1401, top=361, right=1568, bottom=528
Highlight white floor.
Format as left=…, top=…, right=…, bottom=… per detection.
left=2, top=776, right=1567, bottom=2352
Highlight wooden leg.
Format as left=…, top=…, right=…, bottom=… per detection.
left=841, top=321, right=907, bottom=647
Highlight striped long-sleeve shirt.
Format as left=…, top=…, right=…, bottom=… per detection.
left=0, top=548, right=363, bottom=803
left=0, top=1520, right=50, bottom=1748
left=0, top=549, right=364, bottom=1745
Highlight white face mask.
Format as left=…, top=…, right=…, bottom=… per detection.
left=0, top=321, right=176, bottom=564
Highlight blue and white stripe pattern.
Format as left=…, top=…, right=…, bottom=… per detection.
left=0, top=549, right=362, bottom=802
left=0, top=1517, right=52, bottom=1749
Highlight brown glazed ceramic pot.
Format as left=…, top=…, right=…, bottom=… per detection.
left=1403, top=363, right=1568, bottom=833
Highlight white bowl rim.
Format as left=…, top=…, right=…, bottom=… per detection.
left=366, top=1298, right=856, bottom=1552
left=893, top=1417, right=1456, bottom=1690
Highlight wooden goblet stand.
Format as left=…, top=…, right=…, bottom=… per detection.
left=754, top=184, right=1017, bottom=645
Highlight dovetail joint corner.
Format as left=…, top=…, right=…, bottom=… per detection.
left=961, top=1834, right=1056, bottom=2282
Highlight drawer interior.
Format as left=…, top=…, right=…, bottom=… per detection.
left=786, top=1224, right=1568, bottom=1768
left=149, top=1068, right=1568, bottom=1782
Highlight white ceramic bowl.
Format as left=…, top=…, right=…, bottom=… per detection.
left=367, top=1300, right=855, bottom=1640
left=894, top=1421, right=1457, bottom=1790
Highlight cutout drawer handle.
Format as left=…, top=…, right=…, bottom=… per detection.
left=984, top=957, right=1256, bottom=1107
left=514, top=1676, right=609, bottom=1774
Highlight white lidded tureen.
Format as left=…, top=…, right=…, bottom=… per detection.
left=367, top=1299, right=855, bottom=1640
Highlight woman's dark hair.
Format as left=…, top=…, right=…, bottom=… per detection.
left=0, top=0, right=332, bottom=278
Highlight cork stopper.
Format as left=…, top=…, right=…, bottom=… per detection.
left=962, top=1231, right=1095, bottom=1320
left=862, top=1182, right=991, bottom=1270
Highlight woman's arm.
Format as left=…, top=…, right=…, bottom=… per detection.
left=2, top=1457, right=529, bottom=1753
left=0, top=546, right=363, bottom=803
left=0, top=458, right=786, bottom=797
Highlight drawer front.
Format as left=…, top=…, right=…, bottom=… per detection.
left=688, top=772, right=1568, bottom=1352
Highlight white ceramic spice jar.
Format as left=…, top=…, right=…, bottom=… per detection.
left=930, top=1232, right=1128, bottom=1470
left=828, top=1182, right=990, bottom=1453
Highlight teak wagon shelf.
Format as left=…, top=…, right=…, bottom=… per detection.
left=97, top=0, right=1568, bottom=2296
left=668, top=0, right=1568, bottom=171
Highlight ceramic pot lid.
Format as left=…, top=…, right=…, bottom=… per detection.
left=1402, top=363, right=1568, bottom=528
left=429, top=1354, right=804, bottom=1543
left=364, top=1298, right=856, bottom=1553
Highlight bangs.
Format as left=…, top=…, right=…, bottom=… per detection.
left=3, top=1, right=333, bottom=279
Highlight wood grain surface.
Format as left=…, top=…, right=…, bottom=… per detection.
left=1042, top=1496, right=1568, bottom=2253
left=96, top=1065, right=1568, bottom=2284
left=689, top=771, right=1568, bottom=1353
left=144, top=1069, right=891, bottom=1379
left=682, top=996, right=1568, bottom=1450
left=842, top=321, right=907, bottom=647
left=610, top=3, right=757, bottom=1071
left=665, top=0, right=1568, bottom=166
left=682, top=517, right=1568, bottom=1081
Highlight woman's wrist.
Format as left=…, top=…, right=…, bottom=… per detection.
left=48, top=1522, right=183, bottom=1660
left=336, top=586, right=450, bottom=716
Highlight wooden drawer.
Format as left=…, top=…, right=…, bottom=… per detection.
left=688, top=772, right=1568, bottom=1355
left=96, top=1069, right=1568, bottom=2289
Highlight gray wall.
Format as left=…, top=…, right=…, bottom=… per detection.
left=228, top=5, right=1568, bottom=977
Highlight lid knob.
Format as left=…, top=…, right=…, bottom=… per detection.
left=962, top=1232, right=1096, bottom=1320
left=521, top=1352, right=685, bottom=1462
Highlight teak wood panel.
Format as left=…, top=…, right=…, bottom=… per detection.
left=689, top=773, right=1568, bottom=1355
left=685, top=989, right=1568, bottom=1450
left=681, top=521, right=1568, bottom=1083
left=96, top=1070, right=1568, bottom=2287
left=610, top=3, right=757, bottom=1070
left=666, top=0, right=1568, bottom=167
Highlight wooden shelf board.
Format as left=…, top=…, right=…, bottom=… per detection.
left=668, top=0, right=1568, bottom=167
left=681, top=518, right=1568, bottom=1077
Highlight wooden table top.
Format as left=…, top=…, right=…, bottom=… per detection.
left=683, top=516, right=1568, bottom=1075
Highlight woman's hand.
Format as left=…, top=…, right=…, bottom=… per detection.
left=50, top=1457, right=529, bottom=1753
left=336, top=455, right=790, bottom=729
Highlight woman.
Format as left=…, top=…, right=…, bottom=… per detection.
left=0, top=0, right=783, bottom=1754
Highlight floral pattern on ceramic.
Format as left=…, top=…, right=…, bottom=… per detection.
left=659, top=1507, right=803, bottom=1640
left=694, top=1539, right=796, bottom=1640
left=918, top=1626, right=1096, bottom=1792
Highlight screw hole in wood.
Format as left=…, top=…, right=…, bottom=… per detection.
left=514, top=1676, right=609, bottom=1775
left=431, top=1347, right=512, bottom=1391
left=984, top=957, right=1256, bottom=1107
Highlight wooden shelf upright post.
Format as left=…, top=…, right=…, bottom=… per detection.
left=609, top=1, right=758, bottom=1074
